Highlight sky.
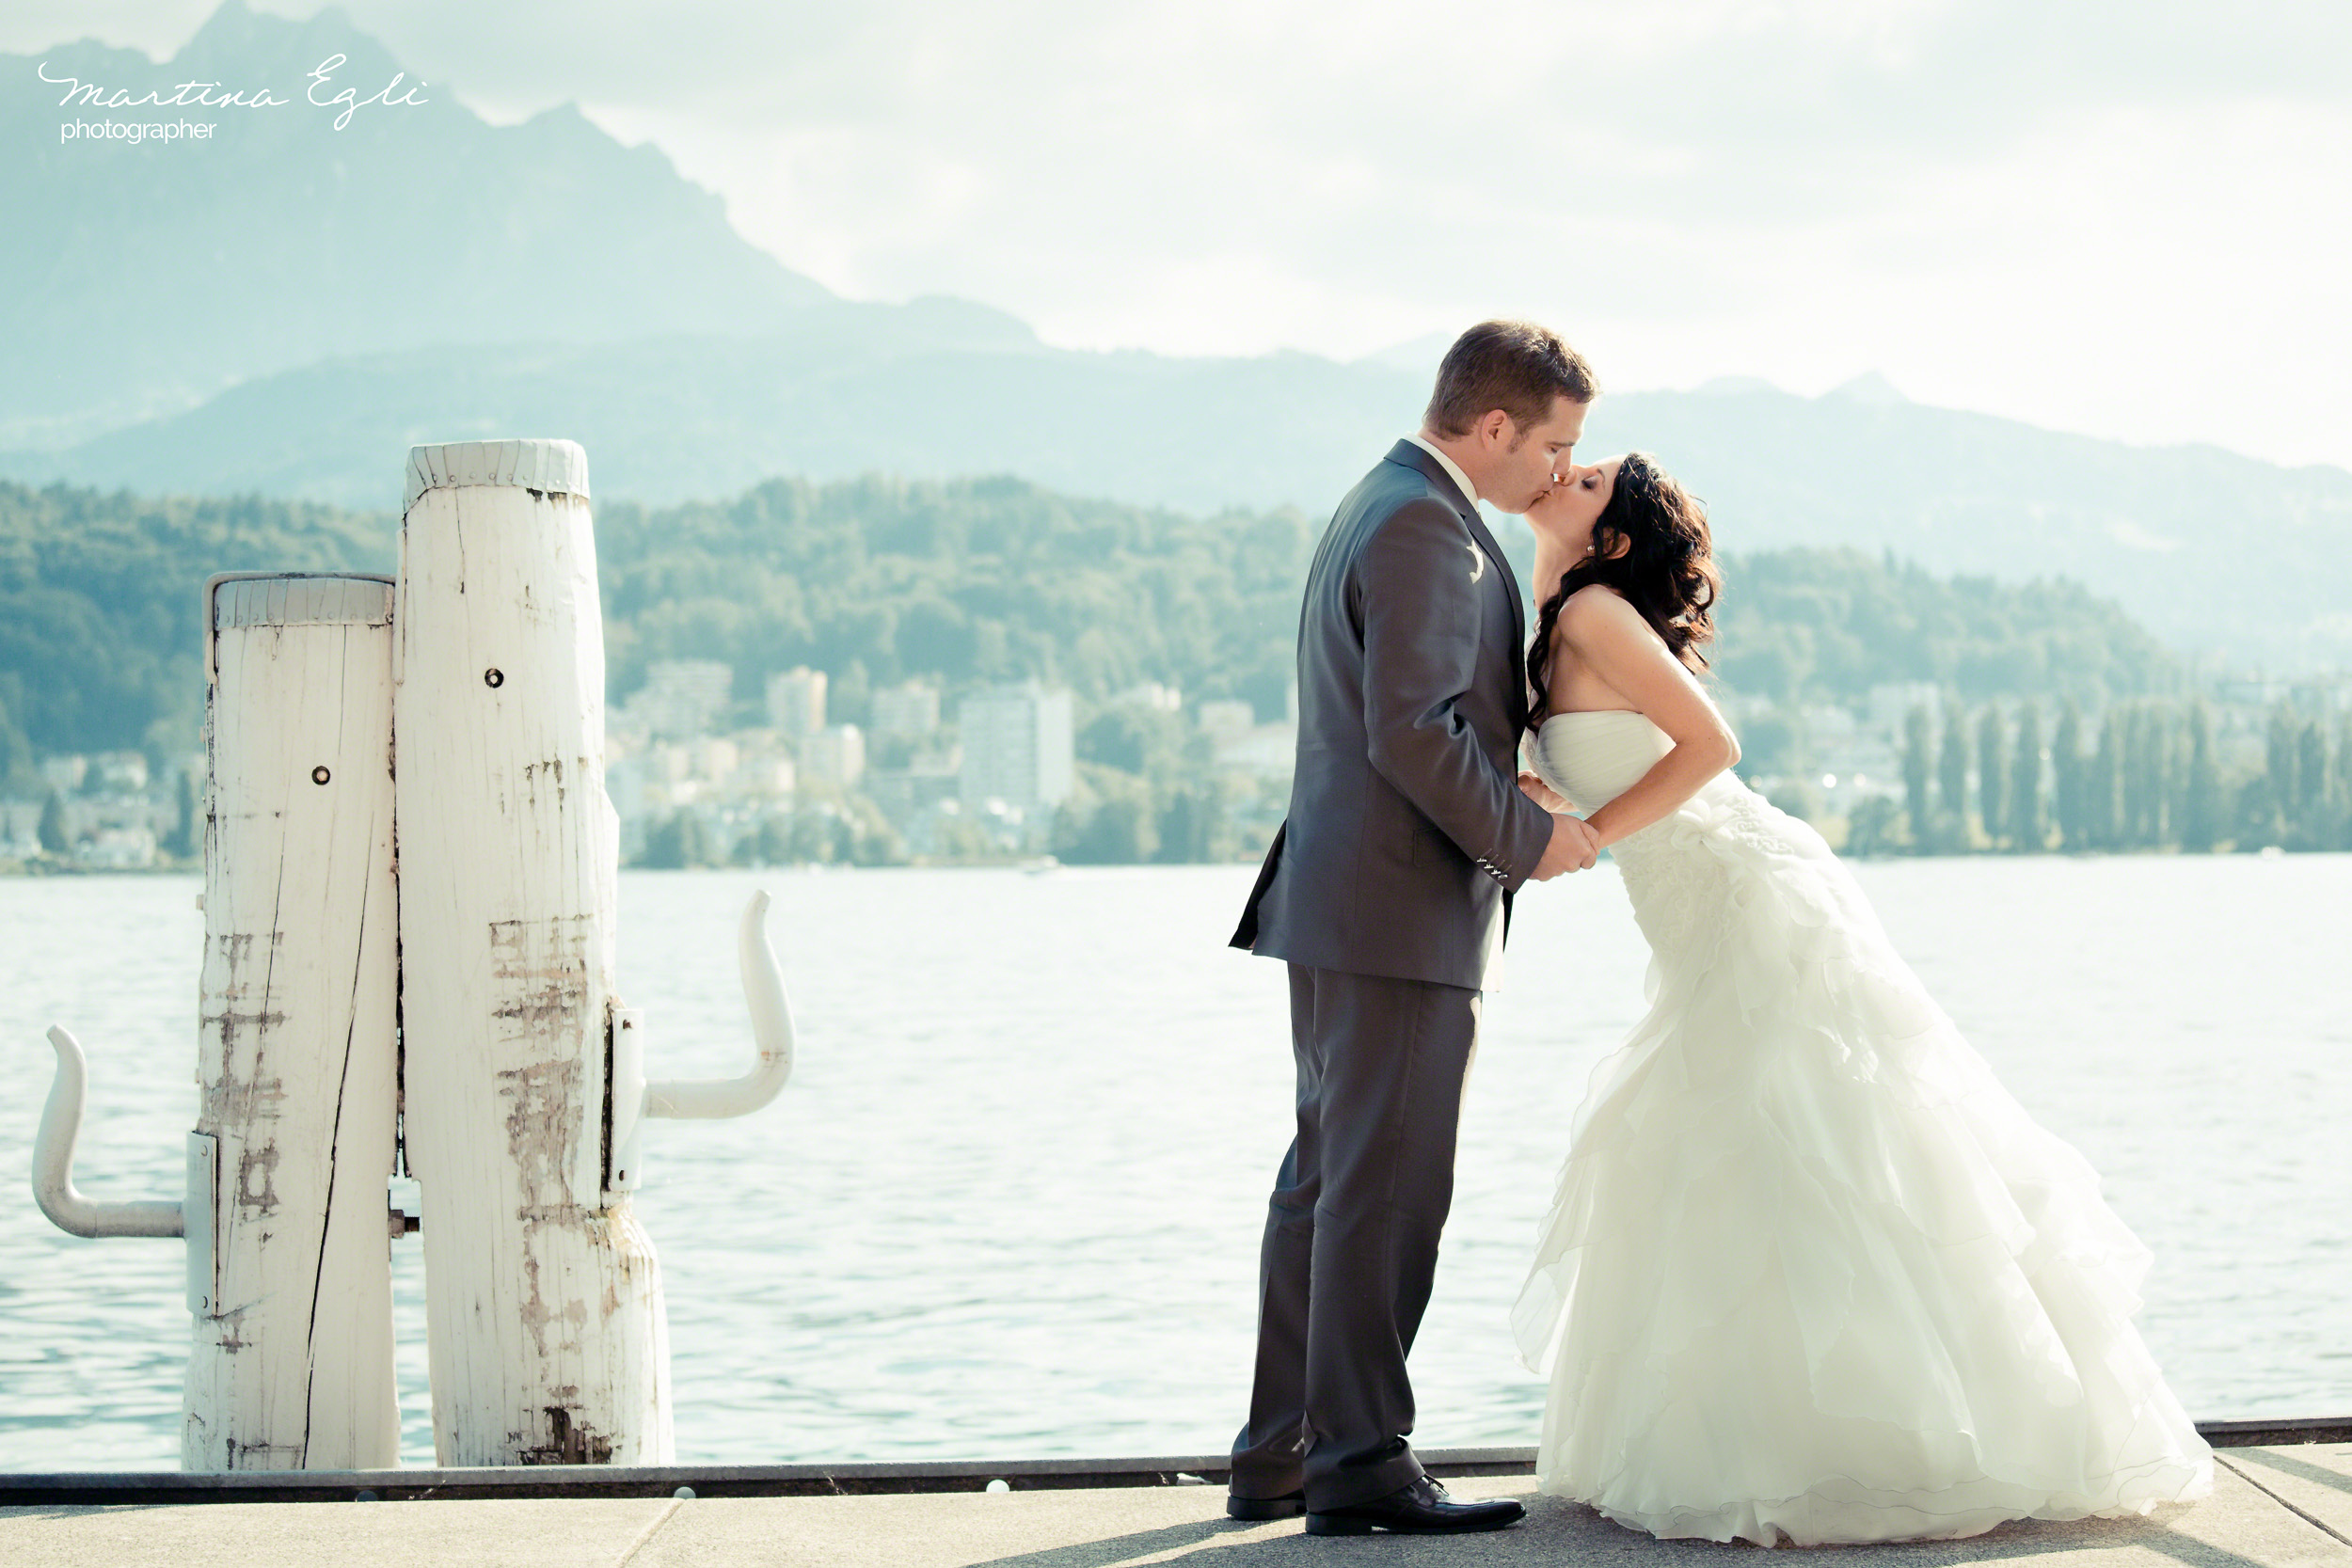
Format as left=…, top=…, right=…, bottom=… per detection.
left=10, top=0, right=2352, bottom=472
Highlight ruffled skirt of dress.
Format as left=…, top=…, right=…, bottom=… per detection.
left=1512, top=779, right=2213, bottom=1546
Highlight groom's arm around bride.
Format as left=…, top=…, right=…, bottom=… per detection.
left=1223, top=321, right=1599, bottom=1535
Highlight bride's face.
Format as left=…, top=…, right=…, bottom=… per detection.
left=1529, top=456, right=1621, bottom=556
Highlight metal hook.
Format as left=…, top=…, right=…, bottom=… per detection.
left=605, top=893, right=797, bottom=1198
left=646, top=891, right=796, bottom=1119
left=33, top=1027, right=184, bottom=1239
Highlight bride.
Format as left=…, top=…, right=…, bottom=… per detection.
left=1512, top=452, right=2214, bottom=1546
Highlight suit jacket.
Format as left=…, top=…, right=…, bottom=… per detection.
left=1231, top=440, right=1555, bottom=990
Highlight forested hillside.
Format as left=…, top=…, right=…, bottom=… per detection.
left=1706, top=550, right=2179, bottom=707
left=0, top=474, right=2183, bottom=782
left=0, top=482, right=390, bottom=776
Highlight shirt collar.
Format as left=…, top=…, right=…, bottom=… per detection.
left=1404, top=434, right=1479, bottom=512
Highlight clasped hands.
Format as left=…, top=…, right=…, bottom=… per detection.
left=1523, top=769, right=1599, bottom=879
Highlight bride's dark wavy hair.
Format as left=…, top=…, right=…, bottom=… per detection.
left=1526, top=451, right=1721, bottom=725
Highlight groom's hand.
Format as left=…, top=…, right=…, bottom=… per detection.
left=1531, top=812, right=1600, bottom=880
left=1518, top=769, right=1571, bottom=814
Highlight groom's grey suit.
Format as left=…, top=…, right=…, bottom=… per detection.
left=1230, top=439, right=1556, bottom=1511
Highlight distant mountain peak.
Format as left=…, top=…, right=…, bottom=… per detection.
left=1354, top=330, right=1454, bottom=372
left=897, top=294, right=1041, bottom=347
left=1824, top=372, right=1910, bottom=407
left=0, top=0, right=836, bottom=444
left=185, top=0, right=255, bottom=40
left=179, top=0, right=397, bottom=75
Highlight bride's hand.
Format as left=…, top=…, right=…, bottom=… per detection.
left=1518, top=769, right=1571, bottom=814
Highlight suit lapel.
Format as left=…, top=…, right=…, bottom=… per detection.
left=1469, top=510, right=1532, bottom=731
left=1462, top=508, right=1526, bottom=653
left=1383, top=441, right=1534, bottom=729
left=1383, top=442, right=1528, bottom=644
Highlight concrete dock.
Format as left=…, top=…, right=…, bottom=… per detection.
left=2, top=1444, right=2346, bottom=1568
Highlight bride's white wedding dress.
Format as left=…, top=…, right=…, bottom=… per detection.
left=1517, top=708, right=2213, bottom=1547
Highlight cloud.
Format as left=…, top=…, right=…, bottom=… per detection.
left=5, top=0, right=2348, bottom=467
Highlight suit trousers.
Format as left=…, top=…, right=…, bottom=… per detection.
left=1230, top=962, right=1483, bottom=1511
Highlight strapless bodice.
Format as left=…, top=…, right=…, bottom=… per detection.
left=1525, top=707, right=1767, bottom=954
left=1527, top=709, right=1674, bottom=813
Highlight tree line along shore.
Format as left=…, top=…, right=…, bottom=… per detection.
left=1, top=473, right=2342, bottom=870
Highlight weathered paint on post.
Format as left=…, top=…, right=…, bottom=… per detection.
left=393, top=440, right=673, bottom=1466
left=186, top=573, right=402, bottom=1471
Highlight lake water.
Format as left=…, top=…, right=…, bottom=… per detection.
left=2, top=855, right=2346, bottom=1471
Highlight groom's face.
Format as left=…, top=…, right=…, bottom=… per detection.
left=1486, top=397, right=1591, bottom=515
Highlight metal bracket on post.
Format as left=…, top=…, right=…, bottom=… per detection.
left=600, top=893, right=795, bottom=1204
left=184, top=1133, right=218, bottom=1315
left=606, top=1008, right=646, bottom=1196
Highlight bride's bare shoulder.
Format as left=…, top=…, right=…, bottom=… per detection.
left=1555, top=582, right=1640, bottom=634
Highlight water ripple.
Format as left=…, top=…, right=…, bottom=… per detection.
left=2, top=857, right=2345, bottom=1470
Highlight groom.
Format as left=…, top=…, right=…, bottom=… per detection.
left=1227, top=321, right=1600, bottom=1535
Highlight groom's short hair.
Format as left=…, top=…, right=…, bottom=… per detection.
left=1423, top=321, right=1597, bottom=440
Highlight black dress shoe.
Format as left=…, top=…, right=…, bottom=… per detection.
left=1306, top=1476, right=1526, bottom=1535
left=1227, top=1489, right=1306, bottom=1520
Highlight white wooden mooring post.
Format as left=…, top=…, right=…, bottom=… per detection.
left=33, top=573, right=404, bottom=1471
left=394, top=440, right=672, bottom=1466
left=33, top=443, right=797, bottom=1471
left=188, top=573, right=403, bottom=1468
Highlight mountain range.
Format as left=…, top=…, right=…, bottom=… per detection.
left=6, top=1, right=2347, bottom=671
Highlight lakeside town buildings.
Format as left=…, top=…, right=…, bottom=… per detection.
left=9, top=663, right=2347, bottom=870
